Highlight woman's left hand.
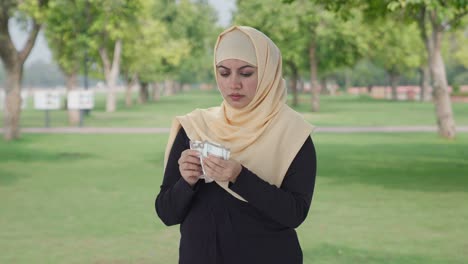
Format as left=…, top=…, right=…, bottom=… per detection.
left=202, top=155, right=242, bottom=183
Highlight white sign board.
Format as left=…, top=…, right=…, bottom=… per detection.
left=21, top=91, right=28, bottom=109
left=0, top=90, right=28, bottom=110
left=68, top=90, right=94, bottom=110
left=34, top=91, right=61, bottom=110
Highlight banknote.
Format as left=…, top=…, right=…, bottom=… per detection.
left=189, top=140, right=230, bottom=183
left=203, top=141, right=230, bottom=160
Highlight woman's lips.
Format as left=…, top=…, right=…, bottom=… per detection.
left=229, top=94, right=244, bottom=101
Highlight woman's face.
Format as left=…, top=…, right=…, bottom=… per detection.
left=216, top=59, right=258, bottom=109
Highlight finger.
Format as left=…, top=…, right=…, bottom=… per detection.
left=185, top=149, right=201, bottom=158
left=201, top=164, right=216, bottom=179
left=182, top=162, right=202, bottom=172
left=179, top=151, right=201, bottom=165
left=180, top=161, right=201, bottom=171
left=181, top=169, right=203, bottom=178
left=203, top=158, right=223, bottom=177
left=182, top=156, right=201, bottom=166
left=181, top=171, right=202, bottom=179
left=205, top=155, right=225, bottom=169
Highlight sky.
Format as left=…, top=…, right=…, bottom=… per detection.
left=9, top=0, right=236, bottom=66
left=210, top=0, right=236, bottom=27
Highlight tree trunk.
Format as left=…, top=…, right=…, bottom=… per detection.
left=418, top=8, right=456, bottom=138
left=125, top=73, right=137, bottom=107
left=3, top=65, right=23, bottom=140
left=182, top=83, right=191, bottom=92
left=298, top=78, right=304, bottom=93
left=345, top=69, right=351, bottom=91
left=152, top=82, right=161, bottom=101
left=309, top=40, right=320, bottom=112
left=430, top=28, right=456, bottom=139
left=105, top=77, right=116, bottom=112
left=287, top=61, right=299, bottom=107
left=174, top=81, right=181, bottom=94
left=291, top=74, right=298, bottom=107
left=320, top=78, right=327, bottom=95
left=418, top=7, right=434, bottom=102
left=419, top=65, right=431, bottom=101
left=139, top=82, right=149, bottom=104
left=164, top=79, right=174, bottom=96
left=389, top=71, right=399, bottom=101
left=125, top=84, right=133, bottom=108
left=99, top=39, right=122, bottom=113
left=329, top=79, right=338, bottom=96
left=65, top=72, right=80, bottom=126
left=0, top=15, right=41, bottom=140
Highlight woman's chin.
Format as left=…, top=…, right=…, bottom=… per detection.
left=226, top=100, right=248, bottom=109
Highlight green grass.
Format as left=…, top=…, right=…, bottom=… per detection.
left=299, top=95, right=468, bottom=126
left=1, top=133, right=467, bottom=263
left=4, top=90, right=468, bottom=128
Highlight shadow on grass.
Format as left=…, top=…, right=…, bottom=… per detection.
left=303, top=243, right=462, bottom=264
left=0, top=169, right=26, bottom=186
left=145, top=151, right=165, bottom=167
left=317, top=140, right=468, bottom=193
left=0, top=137, right=96, bottom=185
left=0, top=146, right=95, bottom=163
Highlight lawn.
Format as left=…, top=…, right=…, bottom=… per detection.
left=1, top=133, right=467, bottom=263
left=4, top=89, right=468, bottom=128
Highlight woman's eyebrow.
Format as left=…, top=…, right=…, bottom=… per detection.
left=239, top=65, right=256, bottom=70
left=216, top=65, right=256, bottom=70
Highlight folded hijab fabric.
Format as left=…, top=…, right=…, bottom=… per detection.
left=164, top=25, right=314, bottom=202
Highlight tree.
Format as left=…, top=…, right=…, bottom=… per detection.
left=398, top=0, right=466, bottom=138
left=237, top=0, right=367, bottom=111
left=442, top=23, right=468, bottom=90
left=120, top=0, right=219, bottom=103
left=85, top=0, right=142, bottom=112
left=151, top=0, right=217, bottom=96
left=171, top=0, right=220, bottom=86
left=120, top=1, right=171, bottom=105
left=235, top=0, right=309, bottom=107
left=0, top=0, right=48, bottom=140
left=367, top=19, right=423, bottom=100
left=450, top=25, right=468, bottom=69
left=44, top=0, right=90, bottom=125
left=347, top=59, right=388, bottom=87
left=320, top=0, right=467, bottom=138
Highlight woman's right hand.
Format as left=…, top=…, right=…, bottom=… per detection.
left=178, top=149, right=203, bottom=187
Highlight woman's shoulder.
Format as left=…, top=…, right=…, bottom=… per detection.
left=177, top=106, right=221, bottom=120
left=176, top=126, right=188, bottom=138
left=279, top=105, right=315, bottom=132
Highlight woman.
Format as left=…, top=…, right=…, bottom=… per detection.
left=155, top=25, right=317, bottom=264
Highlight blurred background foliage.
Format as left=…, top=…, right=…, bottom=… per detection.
left=0, top=0, right=466, bottom=89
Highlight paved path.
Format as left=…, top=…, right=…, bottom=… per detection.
left=1, top=126, right=467, bottom=134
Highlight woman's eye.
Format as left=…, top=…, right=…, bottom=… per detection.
left=240, top=72, right=253, bottom=77
left=219, top=72, right=230, bottom=77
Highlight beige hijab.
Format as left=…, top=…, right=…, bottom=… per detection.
left=164, top=26, right=314, bottom=201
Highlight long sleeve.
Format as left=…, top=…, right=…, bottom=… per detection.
left=229, top=136, right=317, bottom=228
left=155, top=128, right=199, bottom=226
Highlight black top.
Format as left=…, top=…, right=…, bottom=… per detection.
left=155, top=128, right=317, bottom=264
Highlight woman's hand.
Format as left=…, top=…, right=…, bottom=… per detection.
left=178, top=149, right=203, bottom=187
left=202, top=155, right=242, bottom=183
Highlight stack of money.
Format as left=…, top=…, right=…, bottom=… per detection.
left=190, top=140, right=230, bottom=183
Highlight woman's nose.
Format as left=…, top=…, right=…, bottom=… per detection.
left=229, top=74, right=242, bottom=89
